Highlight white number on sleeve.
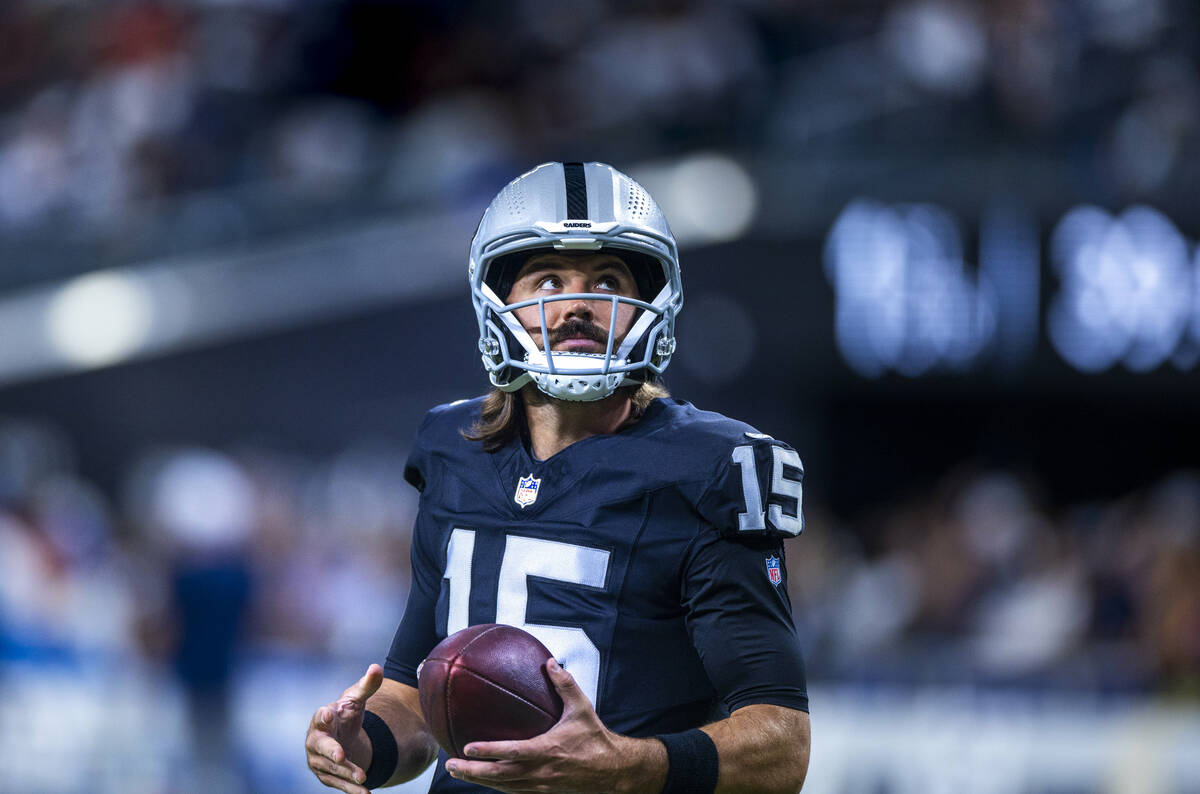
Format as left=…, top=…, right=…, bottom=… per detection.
left=731, top=444, right=766, bottom=531
left=767, top=447, right=804, bottom=535
left=731, top=445, right=805, bottom=536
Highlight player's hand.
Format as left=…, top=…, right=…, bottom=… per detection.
left=444, top=658, right=663, bottom=794
left=305, top=664, right=383, bottom=794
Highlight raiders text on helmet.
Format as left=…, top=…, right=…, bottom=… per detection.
left=469, top=162, right=683, bottom=401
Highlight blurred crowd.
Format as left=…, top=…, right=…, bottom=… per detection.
left=792, top=467, right=1200, bottom=697
left=0, top=416, right=421, bottom=791
left=0, top=417, right=416, bottom=673
left=2, top=413, right=1198, bottom=698
left=1, top=0, right=1197, bottom=285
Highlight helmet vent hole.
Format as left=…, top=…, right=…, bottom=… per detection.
left=623, top=182, right=652, bottom=219
left=501, top=183, right=528, bottom=214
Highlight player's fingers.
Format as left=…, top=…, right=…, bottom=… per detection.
left=546, top=657, right=591, bottom=710
left=314, top=770, right=369, bottom=794
left=307, top=732, right=347, bottom=764
left=446, top=757, right=530, bottom=784
left=342, top=663, right=384, bottom=705
left=461, top=739, right=527, bottom=760
left=310, top=705, right=334, bottom=731
left=308, top=752, right=367, bottom=785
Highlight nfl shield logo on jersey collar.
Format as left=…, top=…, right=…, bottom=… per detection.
left=765, top=555, right=782, bottom=586
left=514, top=473, right=541, bottom=508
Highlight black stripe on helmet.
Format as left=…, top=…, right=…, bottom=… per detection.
left=563, top=162, right=588, bottom=219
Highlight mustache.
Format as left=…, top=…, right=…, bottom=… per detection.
left=545, top=318, right=608, bottom=346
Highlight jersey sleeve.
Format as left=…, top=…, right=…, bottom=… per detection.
left=696, top=435, right=805, bottom=540
left=386, top=400, right=480, bottom=683
left=383, top=507, right=443, bottom=685
left=681, top=530, right=809, bottom=714
left=402, top=409, right=440, bottom=494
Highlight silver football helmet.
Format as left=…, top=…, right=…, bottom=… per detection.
left=469, top=162, right=683, bottom=401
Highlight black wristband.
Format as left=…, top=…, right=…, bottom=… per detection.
left=362, top=710, right=399, bottom=790
left=654, top=728, right=719, bottom=794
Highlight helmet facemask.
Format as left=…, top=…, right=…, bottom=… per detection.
left=468, top=162, right=683, bottom=402
left=475, top=250, right=677, bottom=401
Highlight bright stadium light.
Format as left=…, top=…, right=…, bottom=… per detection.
left=668, top=154, right=759, bottom=243
left=633, top=153, right=759, bottom=246
left=1048, top=205, right=1192, bottom=373
left=45, top=271, right=154, bottom=367
left=824, top=199, right=995, bottom=377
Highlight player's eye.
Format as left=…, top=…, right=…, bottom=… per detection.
left=595, top=276, right=619, bottom=292
left=537, top=275, right=562, bottom=290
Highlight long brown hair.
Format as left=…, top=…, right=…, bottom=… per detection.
left=462, top=382, right=670, bottom=452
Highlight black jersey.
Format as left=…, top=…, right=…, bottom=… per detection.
left=385, top=397, right=808, bottom=793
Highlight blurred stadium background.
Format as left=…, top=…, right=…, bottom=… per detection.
left=1, top=0, right=1199, bottom=792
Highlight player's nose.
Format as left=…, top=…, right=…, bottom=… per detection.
left=561, top=286, right=595, bottom=320
left=563, top=298, right=593, bottom=319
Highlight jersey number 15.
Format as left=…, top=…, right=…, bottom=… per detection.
left=731, top=444, right=804, bottom=535
left=443, top=529, right=610, bottom=706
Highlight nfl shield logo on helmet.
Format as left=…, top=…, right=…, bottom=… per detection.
left=514, top=474, right=541, bottom=508
left=765, top=555, right=782, bottom=586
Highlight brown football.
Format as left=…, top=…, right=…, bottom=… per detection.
left=417, top=623, right=563, bottom=758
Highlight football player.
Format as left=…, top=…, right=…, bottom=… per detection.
left=305, top=162, right=811, bottom=793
